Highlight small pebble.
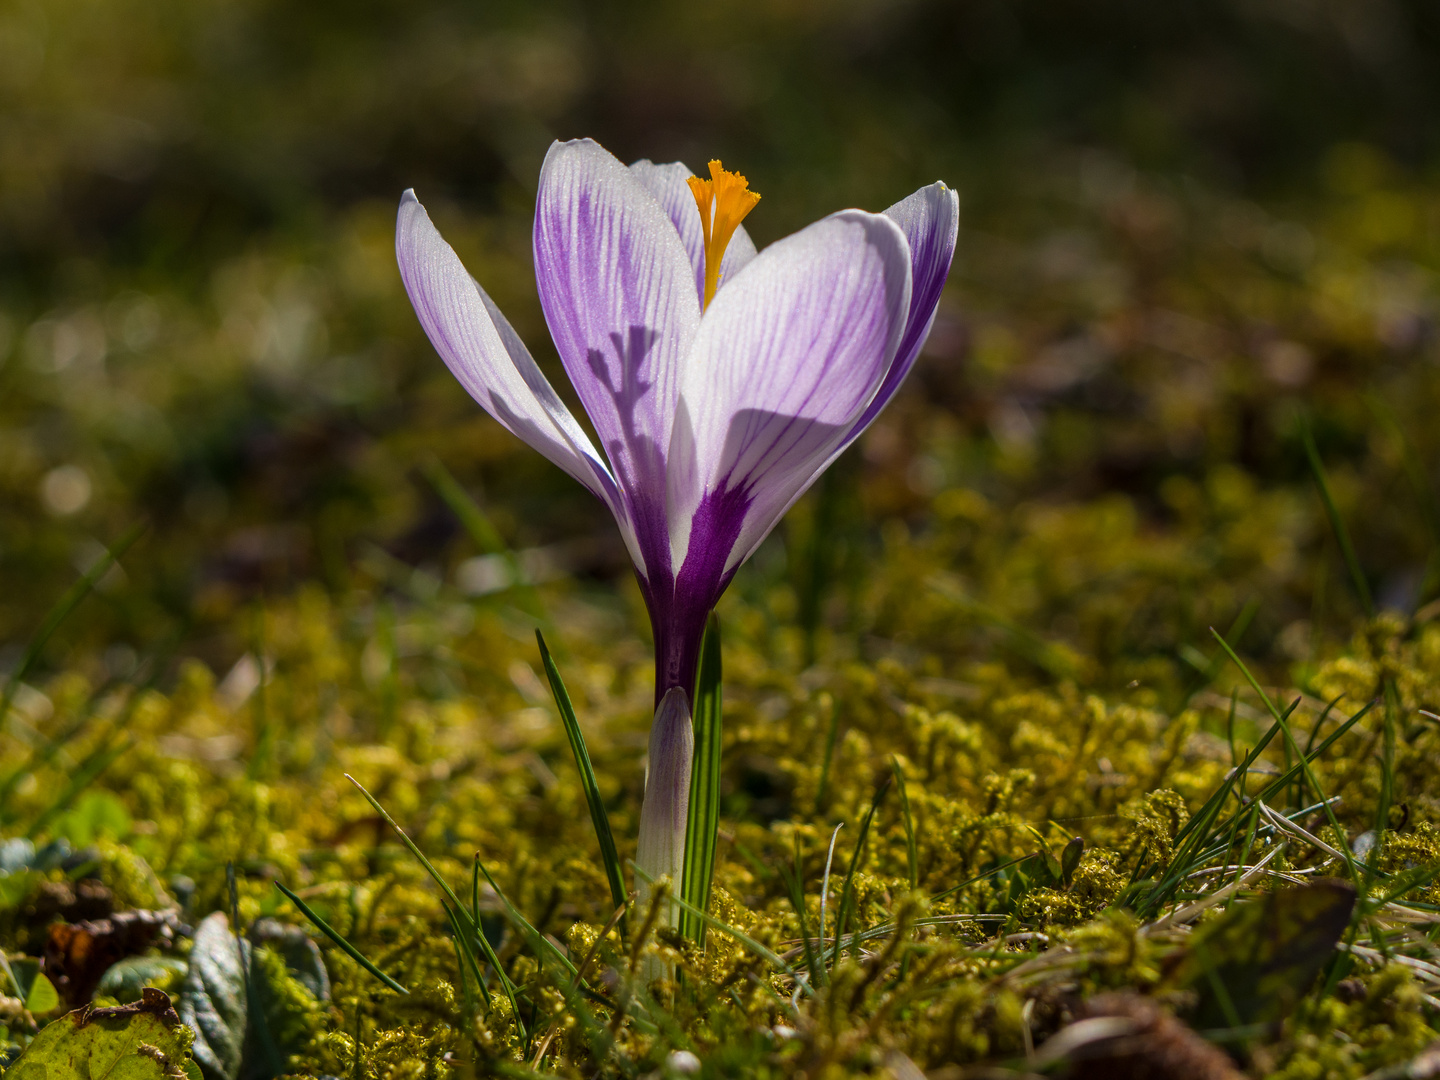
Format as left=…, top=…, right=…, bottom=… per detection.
left=667, top=1049, right=702, bottom=1075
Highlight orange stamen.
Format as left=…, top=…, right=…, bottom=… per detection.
left=686, top=160, right=761, bottom=309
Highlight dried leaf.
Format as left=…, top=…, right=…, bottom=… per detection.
left=1168, top=878, right=1356, bottom=1031
left=44, top=909, right=185, bottom=1007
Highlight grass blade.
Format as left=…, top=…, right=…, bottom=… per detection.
left=1171, top=707, right=1287, bottom=849
left=535, top=630, right=626, bottom=915
left=1300, top=417, right=1397, bottom=842
left=421, top=456, right=545, bottom=619
left=0, top=522, right=144, bottom=738
left=681, top=613, right=723, bottom=945
left=275, top=881, right=408, bottom=994
left=820, top=823, right=843, bottom=961
left=344, top=774, right=525, bottom=1031
left=1178, top=599, right=1260, bottom=711
left=830, top=775, right=892, bottom=965
left=1135, top=702, right=1295, bottom=916
left=443, top=899, right=493, bottom=1008
left=473, top=856, right=579, bottom=978
left=1300, top=417, right=1372, bottom=616
left=815, top=695, right=841, bottom=814
left=420, top=456, right=507, bottom=555
left=892, top=757, right=918, bottom=891
left=779, top=837, right=825, bottom=987
left=1210, top=632, right=1366, bottom=892
left=24, top=734, right=133, bottom=839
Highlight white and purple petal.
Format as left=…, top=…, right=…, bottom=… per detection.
left=851, top=181, right=960, bottom=440
left=757, top=182, right=960, bottom=533
left=666, top=209, right=914, bottom=590
left=534, top=140, right=701, bottom=584
left=395, top=190, right=644, bottom=566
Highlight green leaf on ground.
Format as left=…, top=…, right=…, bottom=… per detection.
left=5, top=987, right=194, bottom=1079
left=23, top=972, right=59, bottom=1015
left=98, top=958, right=189, bottom=1004
left=176, top=911, right=328, bottom=1080
left=178, top=913, right=247, bottom=1080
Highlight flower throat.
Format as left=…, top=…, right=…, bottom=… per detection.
left=687, top=160, right=761, bottom=310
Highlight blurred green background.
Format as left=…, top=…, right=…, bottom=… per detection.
left=2, top=0, right=1439, bottom=687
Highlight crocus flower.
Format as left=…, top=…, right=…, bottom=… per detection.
left=397, top=138, right=957, bottom=906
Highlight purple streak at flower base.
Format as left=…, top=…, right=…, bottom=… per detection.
left=644, top=482, right=748, bottom=705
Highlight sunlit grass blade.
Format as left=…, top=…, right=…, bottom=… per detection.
left=1210, top=631, right=1366, bottom=892
left=830, top=775, right=892, bottom=965
left=345, top=774, right=525, bottom=1031
left=473, top=856, right=579, bottom=979
left=1300, top=417, right=1372, bottom=616
left=0, top=522, right=144, bottom=738
left=1171, top=707, right=1286, bottom=849
left=1170, top=699, right=1373, bottom=882
left=422, top=456, right=545, bottom=619
left=274, top=880, right=408, bottom=994
left=1300, top=416, right=1396, bottom=841
left=443, top=899, right=492, bottom=1008
left=820, top=823, right=843, bottom=962
left=779, top=837, right=825, bottom=987
left=1253, top=699, right=1376, bottom=810
left=891, top=758, right=918, bottom=891
left=681, top=613, right=722, bottom=945
left=535, top=629, right=626, bottom=915
left=1135, top=703, right=1294, bottom=916
left=471, top=860, right=611, bottom=1065
left=929, top=853, right=1032, bottom=904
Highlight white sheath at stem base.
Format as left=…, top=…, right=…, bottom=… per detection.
left=635, top=687, right=693, bottom=928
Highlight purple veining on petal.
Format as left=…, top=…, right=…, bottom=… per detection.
left=629, top=159, right=758, bottom=307
left=667, top=210, right=913, bottom=581
left=395, top=189, right=642, bottom=566
left=534, top=140, right=700, bottom=586
left=756, top=183, right=961, bottom=537
left=405, top=144, right=955, bottom=720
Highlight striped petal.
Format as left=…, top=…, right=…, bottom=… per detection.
left=396, top=190, right=638, bottom=564
left=534, top=140, right=701, bottom=584
left=666, top=209, right=913, bottom=597
left=851, top=181, right=960, bottom=442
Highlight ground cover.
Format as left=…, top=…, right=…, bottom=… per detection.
left=3, top=2, right=1440, bottom=1075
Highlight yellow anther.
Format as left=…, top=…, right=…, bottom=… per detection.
left=687, top=160, right=761, bottom=310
